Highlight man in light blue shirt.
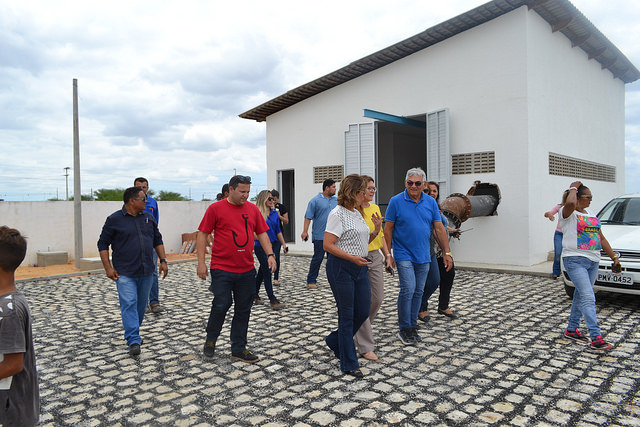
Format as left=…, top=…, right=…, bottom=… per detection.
left=301, top=179, right=337, bottom=289
left=384, top=168, right=452, bottom=345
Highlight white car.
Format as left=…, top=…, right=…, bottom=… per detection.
left=562, top=194, right=640, bottom=297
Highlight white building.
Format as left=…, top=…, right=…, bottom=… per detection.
left=240, top=0, right=638, bottom=266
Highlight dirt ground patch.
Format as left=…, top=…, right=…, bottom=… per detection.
left=16, top=253, right=198, bottom=280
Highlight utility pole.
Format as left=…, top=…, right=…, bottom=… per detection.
left=73, top=79, right=84, bottom=267
left=64, top=167, right=70, bottom=200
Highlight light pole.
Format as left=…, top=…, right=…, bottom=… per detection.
left=64, top=167, right=71, bottom=200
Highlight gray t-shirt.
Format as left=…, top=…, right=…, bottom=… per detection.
left=0, top=291, right=39, bottom=426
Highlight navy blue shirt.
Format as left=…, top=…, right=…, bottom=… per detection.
left=97, top=207, right=163, bottom=277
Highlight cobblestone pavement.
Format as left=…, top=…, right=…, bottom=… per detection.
left=18, top=256, right=640, bottom=426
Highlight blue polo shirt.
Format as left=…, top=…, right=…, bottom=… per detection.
left=304, top=193, right=337, bottom=241
left=97, top=207, right=163, bottom=277
left=144, top=195, right=159, bottom=224
left=385, top=189, right=441, bottom=263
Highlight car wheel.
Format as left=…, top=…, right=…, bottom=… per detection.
left=564, top=284, right=575, bottom=298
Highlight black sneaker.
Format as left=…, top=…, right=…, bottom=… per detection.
left=231, top=349, right=259, bottom=363
left=397, top=329, right=416, bottom=345
left=203, top=340, right=216, bottom=358
left=129, top=343, right=141, bottom=356
left=411, top=326, right=422, bottom=342
left=563, top=328, right=589, bottom=344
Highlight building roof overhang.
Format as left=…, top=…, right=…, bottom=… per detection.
left=239, top=0, right=640, bottom=122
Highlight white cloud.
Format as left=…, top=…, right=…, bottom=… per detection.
left=0, top=0, right=638, bottom=200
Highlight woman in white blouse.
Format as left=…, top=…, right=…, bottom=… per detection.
left=323, top=174, right=379, bottom=378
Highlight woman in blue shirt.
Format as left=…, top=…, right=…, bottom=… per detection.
left=254, top=190, right=288, bottom=309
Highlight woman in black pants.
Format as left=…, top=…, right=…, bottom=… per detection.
left=420, top=181, right=460, bottom=320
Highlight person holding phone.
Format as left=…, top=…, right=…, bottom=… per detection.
left=323, top=175, right=377, bottom=378
left=354, top=176, right=392, bottom=361
left=253, top=190, right=287, bottom=309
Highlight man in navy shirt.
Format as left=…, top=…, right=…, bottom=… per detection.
left=301, top=179, right=337, bottom=289
left=384, top=168, right=452, bottom=346
left=98, top=186, right=169, bottom=356
left=134, top=177, right=163, bottom=313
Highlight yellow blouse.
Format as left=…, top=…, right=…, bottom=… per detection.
left=362, top=202, right=384, bottom=252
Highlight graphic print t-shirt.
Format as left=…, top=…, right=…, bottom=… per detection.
left=198, top=199, right=269, bottom=272
left=559, top=208, right=602, bottom=262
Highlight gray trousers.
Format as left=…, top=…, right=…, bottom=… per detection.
left=354, top=249, right=385, bottom=354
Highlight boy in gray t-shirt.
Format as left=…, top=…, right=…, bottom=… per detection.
left=0, top=226, right=39, bottom=426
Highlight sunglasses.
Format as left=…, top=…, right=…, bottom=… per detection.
left=230, top=175, right=252, bottom=185
left=133, top=197, right=147, bottom=202
left=406, top=180, right=423, bottom=187
left=267, top=197, right=274, bottom=201
left=581, top=195, right=593, bottom=200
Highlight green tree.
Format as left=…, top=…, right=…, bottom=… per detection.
left=69, top=194, right=94, bottom=201
left=94, top=188, right=126, bottom=201
left=156, top=191, right=188, bottom=201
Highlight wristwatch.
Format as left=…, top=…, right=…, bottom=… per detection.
left=160, top=258, right=168, bottom=264
left=444, top=252, right=453, bottom=258
left=267, top=253, right=275, bottom=258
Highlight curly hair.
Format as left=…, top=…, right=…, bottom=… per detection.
left=337, top=174, right=367, bottom=215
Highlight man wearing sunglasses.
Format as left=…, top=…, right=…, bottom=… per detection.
left=98, top=186, right=169, bottom=357
left=384, top=168, right=452, bottom=346
left=196, top=175, right=276, bottom=363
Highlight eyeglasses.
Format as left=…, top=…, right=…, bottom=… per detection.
left=406, top=180, right=423, bottom=187
left=367, top=186, right=376, bottom=191
left=133, top=197, right=147, bottom=202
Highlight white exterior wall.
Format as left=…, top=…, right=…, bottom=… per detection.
left=1, top=201, right=211, bottom=266
left=525, top=10, right=625, bottom=265
left=265, top=6, right=626, bottom=266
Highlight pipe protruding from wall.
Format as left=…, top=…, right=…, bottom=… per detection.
left=440, top=181, right=501, bottom=229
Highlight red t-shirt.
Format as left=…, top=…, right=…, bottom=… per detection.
left=198, top=199, right=269, bottom=273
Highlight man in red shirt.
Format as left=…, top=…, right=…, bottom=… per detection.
left=196, top=175, right=276, bottom=363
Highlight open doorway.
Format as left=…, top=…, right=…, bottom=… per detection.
left=277, top=169, right=295, bottom=243
left=376, top=116, right=427, bottom=212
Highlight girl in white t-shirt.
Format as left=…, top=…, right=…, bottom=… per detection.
left=559, top=181, right=620, bottom=351
left=544, top=189, right=569, bottom=279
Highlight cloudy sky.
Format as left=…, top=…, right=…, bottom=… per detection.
left=1, top=0, right=639, bottom=201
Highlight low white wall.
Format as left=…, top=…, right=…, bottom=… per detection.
left=0, top=201, right=212, bottom=266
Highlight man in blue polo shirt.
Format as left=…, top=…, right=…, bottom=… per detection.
left=384, top=168, right=452, bottom=345
left=134, top=177, right=163, bottom=314
left=301, top=179, right=337, bottom=289
left=98, top=186, right=169, bottom=356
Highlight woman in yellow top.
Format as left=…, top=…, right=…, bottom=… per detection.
left=354, top=175, right=392, bottom=361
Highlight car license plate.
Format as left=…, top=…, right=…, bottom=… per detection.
left=597, top=271, right=634, bottom=285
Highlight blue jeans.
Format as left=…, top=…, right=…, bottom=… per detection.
left=563, top=256, right=601, bottom=339
left=553, top=231, right=563, bottom=277
left=420, top=256, right=440, bottom=312
left=325, top=255, right=371, bottom=372
left=148, top=256, right=160, bottom=305
left=206, top=268, right=256, bottom=353
left=255, top=242, right=280, bottom=301
left=116, top=275, right=153, bottom=346
left=396, top=260, right=430, bottom=330
left=306, top=240, right=325, bottom=284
